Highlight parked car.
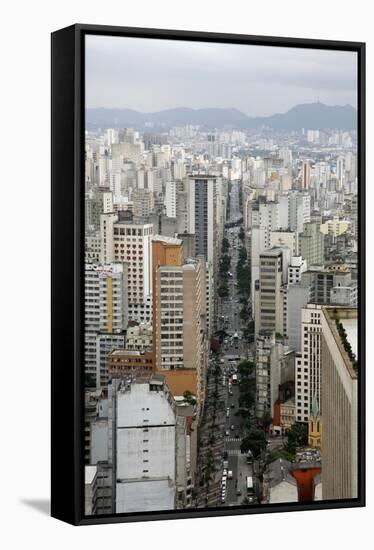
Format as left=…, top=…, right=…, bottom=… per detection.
left=228, top=470, right=233, bottom=479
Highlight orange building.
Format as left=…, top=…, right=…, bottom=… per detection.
left=151, top=236, right=207, bottom=409
left=107, top=349, right=153, bottom=378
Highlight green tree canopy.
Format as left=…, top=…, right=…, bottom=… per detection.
left=285, top=423, right=308, bottom=454
left=240, top=429, right=267, bottom=458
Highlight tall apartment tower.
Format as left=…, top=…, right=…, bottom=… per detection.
left=101, top=212, right=153, bottom=323
left=84, top=263, right=128, bottom=388
left=85, top=188, right=113, bottom=230
left=321, top=306, right=358, bottom=500
left=248, top=198, right=280, bottom=299
left=152, top=236, right=207, bottom=410
left=188, top=175, right=217, bottom=265
left=301, top=160, right=311, bottom=190
left=299, top=221, right=325, bottom=267
left=255, top=331, right=284, bottom=420
left=295, top=304, right=322, bottom=423
left=164, top=181, right=177, bottom=218
left=254, top=247, right=290, bottom=336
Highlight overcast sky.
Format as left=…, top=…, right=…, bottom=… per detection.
left=86, top=35, right=357, bottom=116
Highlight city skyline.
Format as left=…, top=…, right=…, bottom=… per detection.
left=84, top=34, right=359, bottom=516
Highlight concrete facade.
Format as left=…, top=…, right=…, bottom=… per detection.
left=321, top=307, right=358, bottom=500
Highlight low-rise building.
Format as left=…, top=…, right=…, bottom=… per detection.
left=107, top=349, right=154, bottom=378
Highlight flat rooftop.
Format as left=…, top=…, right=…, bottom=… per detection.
left=152, top=235, right=182, bottom=245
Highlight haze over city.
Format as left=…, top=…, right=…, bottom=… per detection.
left=86, top=35, right=357, bottom=115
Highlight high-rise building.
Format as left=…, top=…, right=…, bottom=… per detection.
left=164, top=181, right=177, bottom=218
left=255, top=247, right=290, bottom=336
left=85, top=188, right=113, bottom=230
left=301, top=265, right=354, bottom=305
left=287, top=256, right=307, bottom=285
left=284, top=284, right=310, bottom=351
left=84, top=263, right=128, bottom=387
left=301, top=160, right=311, bottom=190
left=320, top=306, right=358, bottom=500
left=152, top=236, right=207, bottom=410
left=96, top=333, right=126, bottom=388
left=255, top=331, right=284, bottom=420
left=248, top=198, right=280, bottom=299
left=132, top=188, right=154, bottom=219
left=188, top=175, right=217, bottom=265
left=270, top=230, right=299, bottom=256
left=299, top=221, right=325, bottom=267
left=100, top=212, right=154, bottom=323
left=295, top=304, right=322, bottom=423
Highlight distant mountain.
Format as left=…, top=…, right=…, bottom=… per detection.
left=250, top=102, right=357, bottom=131
left=86, top=102, right=357, bottom=130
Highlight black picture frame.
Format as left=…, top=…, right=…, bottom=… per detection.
left=51, top=23, right=366, bottom=526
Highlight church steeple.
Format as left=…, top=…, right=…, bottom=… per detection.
left=308, top=394, right=322, bottom=448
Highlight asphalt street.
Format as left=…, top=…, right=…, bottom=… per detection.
left=218, top=181, right=254, bottom=506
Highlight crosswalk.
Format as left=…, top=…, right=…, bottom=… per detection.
left=225, top=436, right=241, bottom=443
left=226, top=449, right=242, bottom=456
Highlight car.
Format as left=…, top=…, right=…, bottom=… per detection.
left=236, top=489, right=242, bottom=496
left=223, top=451, right=228, bottom=460
left=231, top=403, right=235, bottom=408
left=230, top=424, right=235, bottom=430
left=229, top=390, right=233, bottom=396
left=225, top=430, right=230, bottom=436
left=228, top=470, right=233, bottom=479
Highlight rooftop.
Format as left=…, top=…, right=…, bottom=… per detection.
left=266, top=459, right=297, bottom=487
left=152, top=235, right=182, bottom=246
left=323, top=306, right=358, bottom=375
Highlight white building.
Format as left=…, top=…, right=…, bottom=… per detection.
left=164, top=181, right=177, bottom=218
left=295, top=304, right=322, bottom=423
left=287, top=256, right=307, bottom=285
left=84, top=263, right=128, bottom=386
left=100, top=214, right=154, bottom=322
left=113, top=377, right=177, bottom=514
left=270, top=230, right=299, bottom=256
left=95, top=332, right=126, bottom=388
left=330, top=285, right=358, bottom=306
left=278, top=192, right=311, bottom=233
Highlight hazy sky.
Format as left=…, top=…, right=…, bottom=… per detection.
left=86, top=35, right=357, bottom=116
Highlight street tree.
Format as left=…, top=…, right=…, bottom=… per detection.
left=285, top=423, right=308, bottom=454
left=240, top=429, right=267, bottom=458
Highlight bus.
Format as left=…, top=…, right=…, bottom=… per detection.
left=246, top=476, right=254, bottom=498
